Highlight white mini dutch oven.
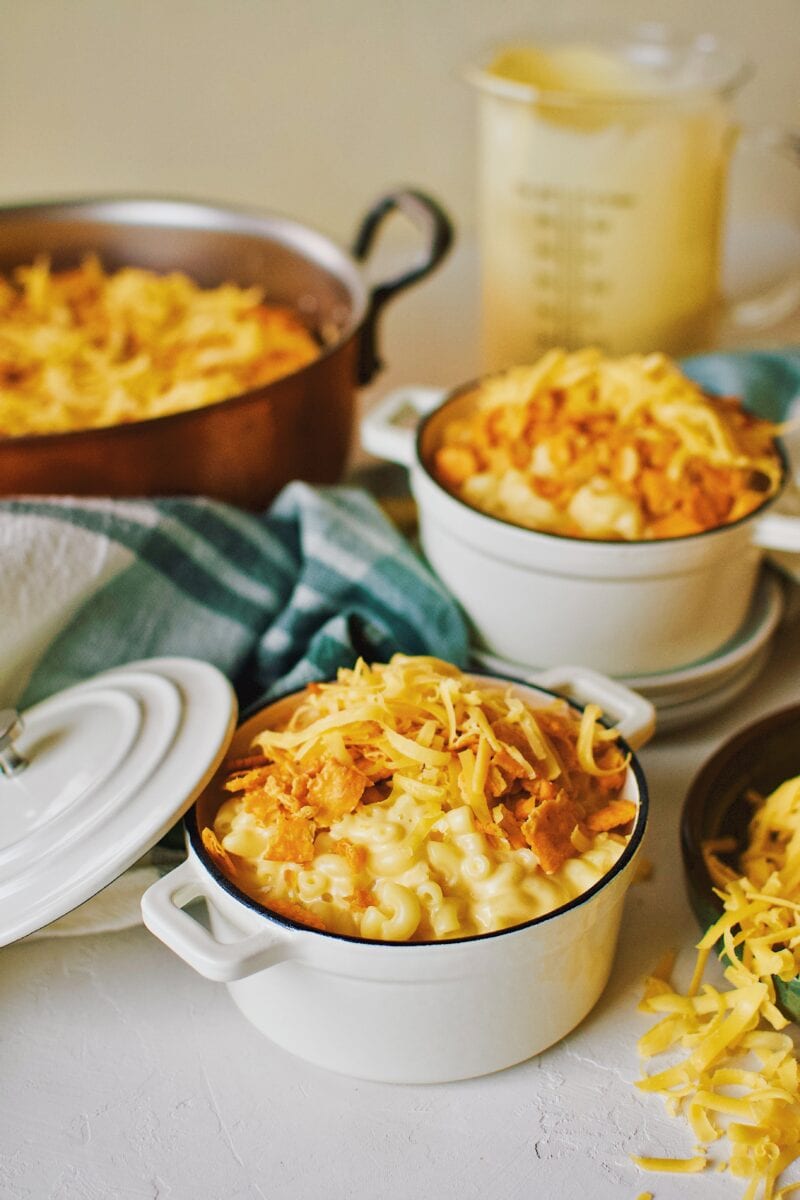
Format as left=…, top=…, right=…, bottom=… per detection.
left=361, top=384, right=800, bottom=677
left=140, top=662, right=653, bottom=1084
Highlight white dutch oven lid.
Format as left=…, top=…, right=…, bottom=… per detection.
left=0, top=656, right=237, bottom=946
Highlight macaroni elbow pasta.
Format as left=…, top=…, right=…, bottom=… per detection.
left=431, top=348, right=782, bottom=542
left=204, top=656, right=637, bottom=942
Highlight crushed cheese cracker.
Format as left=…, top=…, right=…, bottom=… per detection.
left=205, top=655, right=636, bottom=941
left=432, top=348, right=782, bottom=541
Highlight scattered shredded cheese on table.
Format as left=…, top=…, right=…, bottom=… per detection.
left=634, top=776, right=800, bottom=1200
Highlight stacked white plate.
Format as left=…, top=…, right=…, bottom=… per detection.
left=471, top=568, right=788, bottom=736
left=619, top=569, right=786, bottom=732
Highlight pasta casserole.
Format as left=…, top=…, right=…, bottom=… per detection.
left=431, top=348, right=782, bottom=541
left=0, top=256, right=320, bottom=435
left=203, top=655, right=636, bottom=942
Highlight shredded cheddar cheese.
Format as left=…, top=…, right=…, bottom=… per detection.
left=205, top=655, right=636, bottom=940
left=635, top=776, right=800, bottom=1199
left=432, top=348, right=783, bottom=541
left=631, top=1155, right=708, bottom=1173
left=0, top=255, right=320, bottom=435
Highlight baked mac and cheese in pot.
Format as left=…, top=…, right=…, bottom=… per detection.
left=0, top=256, right=320, bottom=436
left=202, top=655, right=637, bottom=943
left=142, top=657, right=649, bottom=1080
left=430, top=349, right=783, bottom=542
left=361, top=351, right=797, bottom=676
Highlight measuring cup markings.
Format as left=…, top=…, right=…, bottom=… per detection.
left=511, top=183, right=641, bottom=349
left=470, top=31, right=800, bottom=365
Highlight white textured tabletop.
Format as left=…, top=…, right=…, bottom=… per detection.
left=3, top=622, right=800, bottom=1200
left=2, top=241, right=800, bottom=1200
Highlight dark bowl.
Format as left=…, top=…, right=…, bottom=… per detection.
left=680, top=703, right=800, bottom=1020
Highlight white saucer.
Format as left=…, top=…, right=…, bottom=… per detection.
left=620, top=569, right=785, bottom=703
left=469, top=568, right=787, bottom=737
left=649, top=643, right=773, bottom=735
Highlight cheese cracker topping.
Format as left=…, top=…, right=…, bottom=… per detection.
left=432, top=348, right=782, bottom=541
left=206, top=655, right=636, bottom=941
left=0, top=256, right=320, bottom=435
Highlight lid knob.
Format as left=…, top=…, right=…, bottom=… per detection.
left=0, top=709, right=28, bottom=776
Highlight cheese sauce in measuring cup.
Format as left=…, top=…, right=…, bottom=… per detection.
left=467, top=28, right=746, bottom=368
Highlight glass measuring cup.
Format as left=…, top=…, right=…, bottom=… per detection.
left=467, top=24, right=799, bottom=369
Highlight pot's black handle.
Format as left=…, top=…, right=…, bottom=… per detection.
left=352, top=189, right=454, bottom=386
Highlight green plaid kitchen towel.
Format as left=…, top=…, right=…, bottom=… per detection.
left=0, top=481, right=469, bottom=713
left=2, top=480, right=469, bottom=938
left=682, top=346, right=800, bottom=423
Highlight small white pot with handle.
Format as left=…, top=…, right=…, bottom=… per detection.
left=141, top=667, right=653, bottom=1084
left=360, top=384, right=800, bottom=677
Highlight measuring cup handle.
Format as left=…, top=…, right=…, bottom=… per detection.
left=725, top=126, right=800, bottom=332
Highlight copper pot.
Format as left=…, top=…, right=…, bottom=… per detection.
left=0, top=192, right=452, bottom=508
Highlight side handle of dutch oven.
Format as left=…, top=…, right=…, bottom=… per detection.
left=361, top=384, right=446, bottom=467
left=472, top=655, right=656, bottom=751
left=352, top=190, right=454, bottom=385
left=752, top=510, right=800, bottom=554
left=141, top=858, right=297, bottom=983
left=530, top=665, right=656, bottom=750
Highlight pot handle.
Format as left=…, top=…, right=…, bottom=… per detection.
left=482, top=660, right=655, bottom=750
left=529, top=665, right=656, bottom=750
left=752, top=511, right=800, bottom=554
left=361, top=384, right=446, bottom=467
left=352, top=190, right=454, bottom=385
left=141, top=858, right=297, bottom=983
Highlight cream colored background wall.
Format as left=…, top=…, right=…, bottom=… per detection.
left=0, top=0, right=798, bottom=390
left=1, top=0, right=798, bottom=241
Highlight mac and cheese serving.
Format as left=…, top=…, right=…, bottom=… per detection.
left=0, top=256, right=321, bottom=435
left=203, top=655, right=637, bottom=942
left=432, top=349, right=782, bottom=541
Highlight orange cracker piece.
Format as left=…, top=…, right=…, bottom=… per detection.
left=264, top=896, right=326, bottom=932
left=351, top=887, right=375, bottom=912
left=201, top=826, right=239, bottom=876
left=522, top=778, right=559, bottom=805
left=223, top=765, right=272, bottom=792
left=512, top=796, right=536, bottom=821
left=585, top=798, right=637, bottom=833
left=648, top=511, right=704, bottom=539
left=241, top=778, right=289, bottom=823
left=264, top=813, right=316, bottom=863
left=223, top=762, right=293, bottom=798
left=522, top=795, right=583, bottom=874
left=493, top=804, right=527, bottom=850
left=306, top=759, right=368, bottom=826
left=435, top=444, right=480, bottom=488
left=331, top=838, right=368, bottom=872
left=224, top=753, right=271, bottom=772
